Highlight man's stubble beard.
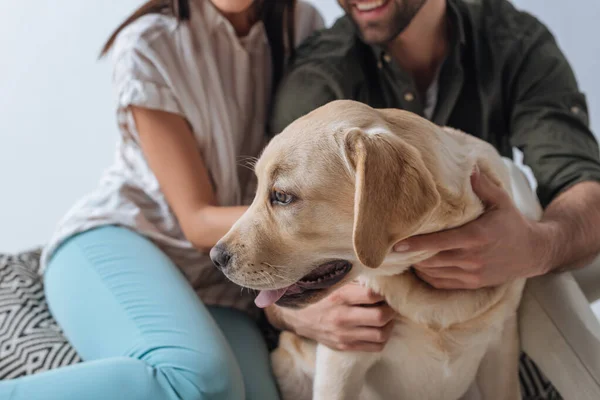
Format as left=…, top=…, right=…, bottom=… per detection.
left=347, top=0, right=427, bottom=45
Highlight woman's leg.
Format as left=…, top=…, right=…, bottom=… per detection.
left=208, top=306, right=281, bottom=400
left=0, top=226, right=245, bottom=400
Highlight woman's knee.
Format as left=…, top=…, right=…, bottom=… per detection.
left=153, top=348, right=246, bottom=400
left=42, top=227, right=247, bottom=399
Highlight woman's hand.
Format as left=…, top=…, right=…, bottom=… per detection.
left=267, top=282, right=396, bottom=352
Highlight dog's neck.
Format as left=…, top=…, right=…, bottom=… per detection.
left=416, top=128, right=485, bottom=232
left=351, top=123, right=511, bottom=326
left=357, top=259, right=517, bottom=330
left=379, top=123, right=484, bottom=235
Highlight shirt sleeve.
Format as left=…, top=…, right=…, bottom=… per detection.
left=509, top=23, right=600, bottom=208
left=111, top=32, right=184, bottom=117
left=268, top=3, right=331, bottom=135
left=269, top=66, right=341, bottom=135
left=294, top=1, right=326, bottom=46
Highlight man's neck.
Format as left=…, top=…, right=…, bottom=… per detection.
left=386, top=0, right=450, bottom=93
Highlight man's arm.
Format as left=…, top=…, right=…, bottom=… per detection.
left=392, top=21, right=600, bottom=288
left=538, top=181, right=600, bottom=273
left=509, top=21, right=600, bottom=273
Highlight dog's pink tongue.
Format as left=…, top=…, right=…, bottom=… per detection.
left=255, top=288, right=288, bottom=308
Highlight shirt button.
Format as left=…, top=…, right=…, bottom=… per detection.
left=404, top=92, right=415, bottom=102
left=383, top=53, right=392, bottom=63
left=571, top=106, right=581, bottom=114
left=377, top=61, right=383, bottom=69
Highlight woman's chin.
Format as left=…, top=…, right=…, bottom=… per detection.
left=210, top=0, right=256, bottom=15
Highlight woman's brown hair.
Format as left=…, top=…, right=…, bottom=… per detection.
left=100, top=0, right=296, bottom=94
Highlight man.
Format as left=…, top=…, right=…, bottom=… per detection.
left=271, top=0, right=600, bottom=297
left=264, top=0, right=600, bottom=397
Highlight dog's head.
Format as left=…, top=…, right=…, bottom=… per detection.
left=211, top=100, right=479, bottom=308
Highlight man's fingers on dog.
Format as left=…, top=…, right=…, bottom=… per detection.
left=417, top=271, right=479, bottom=290
left=394, top=230, right=462, bottom=253
left=430, top=279, right=474, bottom=290
left=415, top=266, right=483, bottom=289
left=395, top=223, right=482, bottom=254
left=414, top=250, right=478, bottom=270
left=414, top=265, right=466, bottom=278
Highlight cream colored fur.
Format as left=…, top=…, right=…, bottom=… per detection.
left=216, top=100, right=543, bottom=400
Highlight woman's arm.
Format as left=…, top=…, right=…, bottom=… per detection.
left=132, top=106, right=247, bottom=251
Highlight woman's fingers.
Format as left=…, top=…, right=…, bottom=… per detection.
left=339, top=304, right=396, bottom=328
left=335, top=282, right=386, bottom=306
left=338, top=341, right=386, bottom=353
left=329, top=321, right=395, bottom=352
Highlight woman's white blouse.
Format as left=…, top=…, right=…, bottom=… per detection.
left=42, top=0, right=325, bottom=313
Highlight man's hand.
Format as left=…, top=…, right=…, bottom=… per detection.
left=393, top=168, right=551, bottom=289
left=266, top=282, right=396, bottom=352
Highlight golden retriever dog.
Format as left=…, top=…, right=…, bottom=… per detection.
left=210, top=100, right=542, bottom=400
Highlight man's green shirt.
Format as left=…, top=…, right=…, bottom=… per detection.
left=270, top=0, right=600, bottom=207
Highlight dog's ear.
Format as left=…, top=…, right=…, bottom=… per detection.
left=342, top=128, right=440, bottom=269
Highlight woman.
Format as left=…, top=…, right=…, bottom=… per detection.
left=0, top=1, right=323, bottom=399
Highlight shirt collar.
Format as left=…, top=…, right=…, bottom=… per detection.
left=191, top=0, right=267, bottom=47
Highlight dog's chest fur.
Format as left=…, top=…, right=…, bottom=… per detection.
left=352, top=273, right=523, bottom=399
left=362, top=323, right=492, bottom=400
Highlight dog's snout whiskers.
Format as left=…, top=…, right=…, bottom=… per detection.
left=260, top=262, right=298, bottom=286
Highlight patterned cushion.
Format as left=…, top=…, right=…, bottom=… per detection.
left=0, top=249, right=80, bottom=379
left=0, top=249, right=560, bottom=398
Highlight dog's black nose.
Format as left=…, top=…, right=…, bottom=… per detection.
left=210, top=245, right=232, bottom=271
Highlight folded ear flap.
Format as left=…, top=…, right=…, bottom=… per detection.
left=343, top=129, right=440, bottom=269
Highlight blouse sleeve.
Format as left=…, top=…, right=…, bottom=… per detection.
left=294, top=1, right=326, bottom=47
left=110, top=24, right=184, bottom=117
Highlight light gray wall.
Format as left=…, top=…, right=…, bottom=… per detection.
left=514, top=0, right=600, bottom=131
left=0, top=1, right=597, bottom=252
left=0, top=0, right=142, bottom=252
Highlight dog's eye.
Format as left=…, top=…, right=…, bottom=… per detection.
left=271, top=190, right=294, bottom=205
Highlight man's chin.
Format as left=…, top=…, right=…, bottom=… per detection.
left=353, top=23, right=399, bottom=46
